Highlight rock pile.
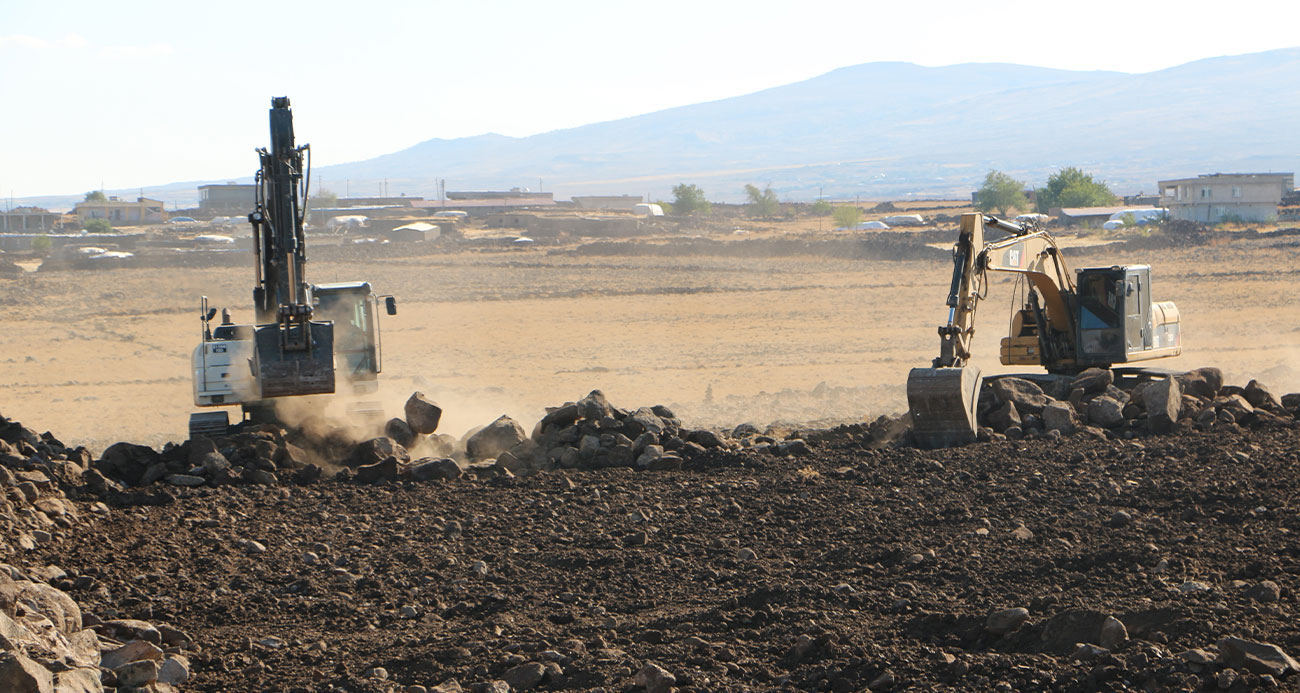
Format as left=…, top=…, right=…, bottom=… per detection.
left=975, top=367, right=1298, bottom=441
left=0, top=413, right=198, bottom=691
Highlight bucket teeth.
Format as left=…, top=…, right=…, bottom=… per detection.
left=907, top=366, right=982, bottom=448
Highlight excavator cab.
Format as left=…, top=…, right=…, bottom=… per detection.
left=313, top=282, right=394, bottom=394
left=1075, top=265, right=1181, bottom=367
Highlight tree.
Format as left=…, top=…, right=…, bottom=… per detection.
left=312, top=189, right=338, bottom=207
left=831, top=205, right=862, bottom=229
left=84, top=218, right=113, bottom=233
left=1035, top=167, right=1116, bottom=212
left=671, top=184, right=711, bottom=216
left=743, top=184, right=780, bottom=218
left=810, top=199, right=833, bottom=216
left=84, top=190, right=107, bottom=203
left=31, top=234, right=51, bottom=253
left=975, top=170, right=1029, bottom=217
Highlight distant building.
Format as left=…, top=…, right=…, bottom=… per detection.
left=447, top=190, right=554, bottom=202
left=337, top=196, right=423, bottom=208
left=74, top=196, right=165, bottom=224
left=0, top=206, right=65, bottom=232
left=1123, top=193, right=1161, bottom=206
left=1051, top=206, right=1131, bottom=227
left=572, top=195, right=642, bottom=211
left=198, top=184, right=257, bottom=214
left=1158, top=173, right=1294, bottom=223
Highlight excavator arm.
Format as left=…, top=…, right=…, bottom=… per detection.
left=908, top=213, right=1076, bottom=447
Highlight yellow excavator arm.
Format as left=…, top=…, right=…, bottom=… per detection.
left=935, top=213, right=1075, bottom=368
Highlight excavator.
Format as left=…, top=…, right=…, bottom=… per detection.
left=188, top=97, right=396, bottom=438
left=907, top=213, right=1181, bottom=447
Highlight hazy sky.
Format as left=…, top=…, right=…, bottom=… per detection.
left=4, top=0, right=1299, bottom=198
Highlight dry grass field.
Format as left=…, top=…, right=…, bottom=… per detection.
left=2, top=220, right=1298, bottom=452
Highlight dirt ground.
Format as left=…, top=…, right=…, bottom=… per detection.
left=1, top=222, right=1298, bottom=453
left=36, top=422, right=1300, bottom=692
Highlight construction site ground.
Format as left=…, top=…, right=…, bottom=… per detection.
left=30, top=425, right=1300, bottom=691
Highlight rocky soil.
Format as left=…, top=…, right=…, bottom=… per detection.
left=3, top=369, right=1300, bottom=691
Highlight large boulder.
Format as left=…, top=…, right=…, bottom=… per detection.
left=1143, top=377, right=1182, bottom=433
left=1244, top=379, right=1280, bottom=409
left=1175, top=367, right=1223, bottom=399
left=404, top=392, right=443, bottom=435
left=384, top=418, right=416, bottom=449
left=345, top=437, right=409, bottom=468
left=466, top=416, right=527, bottom=461
left=94, top=443, right=162, bottom=486
left=410, top=458, right=462, bottom=481
left=1042, top=402, right=1078, bottom=434
left=991, top=378, right=1054, bottom=416
left=576, top=390, right=613, bottom=422
left=1217, top=636, right=1300, bottom=677
left=1086, top=396, right=1125, bottom=428
left=1069, top=368, right=1113, bottom=395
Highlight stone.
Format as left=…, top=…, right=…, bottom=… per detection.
left=1070, top=368, right=1114, bottom=395
left=1070, top=643, right=1110, bottom=662
left=1246, top=580, right=1281, bottom=603
left=355, top=456, right=401, bottom=485
left=687, top=429, right=726, bottom=449
left=986, top=607, right=1030, bottom=635
left=635, top=445, right=664, bottom=468
left=1099, top=616, right=1128, bottom=650
left=1108, top=510, right=1132, bottom=528
left=1245, top=379, right=1279, bottom=409
left=540, top=404, right=580, bottom=430
left=404, top=392, right=443, bottom=434
left=1042, top=401, right=1078, bottom=434
left=576, top=390, right=614, bottom=421
left=51, top=667, right=100, bottom=693
left=0, top=652, right=52, bottom=693
left=157, top=655, right=190, bottom=685
left=626, top=408, right=666, bottom=437
left=1087, top=396, right=1125, bottom=427
left=95, top=442, right=162, bottom=486
left=115, top=659, right=158, bottom=687
left=776, top=439, right=812, bottom=456
left=991, top=378, right=1054, bottom=415
left=1040, top=609, right=1108, bottom=654
left=384, top=418, right=416, bottom=449
left=1216, top=636, right=1300, bottom=677
left=156, top=624, right=192, bottom=648
left=242, top=540, right=267, bottom=555
left=101, top=618, right=160, bottom=644
left=429, top=681, right=464, bottom=693
left=988, top=401, right=1021, bottom=432
left=410, top=458, right=462, bottom=482
left=100, top=639, right=163, bottom=670
left=1143, top=377, right=1182, bottom=433
left=248, top=469, right=278, bottom=485
left=502, top=662, right=545, bottom=691
left=1010, top=526, right=1034, bottom=541
left=634, top=662, right=676, bottom=693
left=346, top=437, right=409, bottom=468
left=1175, top=367, right=1224, bottom=398
left=466, top=416, right=527, bottom=460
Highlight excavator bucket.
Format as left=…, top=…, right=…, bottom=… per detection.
left=251, top=321, right=336, bottom=399
left=906, top=366, right=982, bottom=448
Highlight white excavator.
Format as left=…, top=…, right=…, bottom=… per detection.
left=907, top=213, right=1182, bottom=447
left=188, top=97, right=396, bottom=438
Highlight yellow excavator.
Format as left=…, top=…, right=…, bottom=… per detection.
left=907, top=213, right=1182, bottom=447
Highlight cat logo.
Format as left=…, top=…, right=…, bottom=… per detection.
left=1006, top=248, right=1021, bottom=267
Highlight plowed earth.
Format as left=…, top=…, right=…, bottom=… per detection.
left=34, top=424, right=1300, bottom=692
